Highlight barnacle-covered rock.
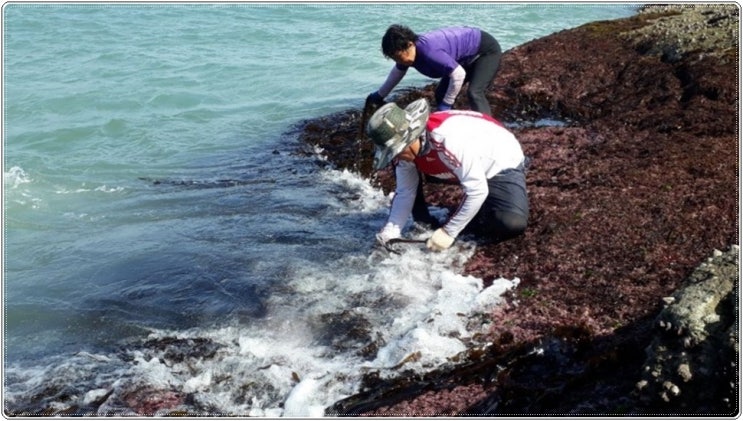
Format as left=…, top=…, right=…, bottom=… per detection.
left=638, top=246, right=738, bottom=412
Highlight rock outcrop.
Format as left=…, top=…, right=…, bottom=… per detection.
left=296, top=4, right=739, bottom=415
left=637, top=246, right=738, bottom=413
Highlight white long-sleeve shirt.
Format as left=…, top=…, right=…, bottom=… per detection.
left=380, top=110, right=524, bottom=239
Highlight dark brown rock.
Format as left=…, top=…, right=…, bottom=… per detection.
left=296, top=5, right=738, bottom=416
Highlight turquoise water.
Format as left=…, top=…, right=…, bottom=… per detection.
left=3, top=3, right=636, bottom=415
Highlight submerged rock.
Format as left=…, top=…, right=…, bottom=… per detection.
left=312, top=309, right=379, bottom=357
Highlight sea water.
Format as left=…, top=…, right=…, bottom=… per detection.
left=3, top=3, right=637, bottom=415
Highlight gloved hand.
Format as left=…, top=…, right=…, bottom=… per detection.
left=367, top=92, right=385, bottom=107
left=376, top=230, right=398, bottom=247
left=436, top=102, right=453, bottom=112
left=426, top=228, right=455, bottom=251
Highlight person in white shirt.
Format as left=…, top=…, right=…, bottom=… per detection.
left=367, top=98, right=529, bottom=251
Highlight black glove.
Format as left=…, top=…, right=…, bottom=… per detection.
left=366, top=91, right=385, bottom=107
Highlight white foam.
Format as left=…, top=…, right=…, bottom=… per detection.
left=83, top=389, right=110, bottom=405
left=320, top=168, right=390, bottom=214
left=283, top=378, right=325, bottom=417
left=362, top=248, right=519, bottom=372
left=55, top=184, right=125, bottom=195
left=3, top=166, right=43, bottom=208
left=4, top=166, right=32, bottom=188
left=183, top=370, right=213, bottom=394
left=130, top=353, right=179, bottom=390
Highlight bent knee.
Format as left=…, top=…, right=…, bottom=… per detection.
left=498, top=212, right=528, bottom=237
left=469, top=210, right=528, bottom=242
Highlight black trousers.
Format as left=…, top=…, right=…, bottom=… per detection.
left=434, top=30, right=502, bottom=116
left=414, top=163, right=529, bottom=244
left=469, top=165, right=529, bottom=243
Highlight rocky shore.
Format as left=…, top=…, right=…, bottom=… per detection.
left=296, top=5, right=739, bottom=415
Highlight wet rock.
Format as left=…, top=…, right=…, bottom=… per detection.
left=626, top=5, right=739, bottom=60
left=312, top=309, right=378, bottom=356
left=138, top=336, right=223, bottom=364
left=637, top=246, right=738, bottom=413
left=297, top=5, right=737, bottom=416
left=120, top=387, right=185, bottom=416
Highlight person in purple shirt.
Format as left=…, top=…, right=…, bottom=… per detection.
left=367, top=24, right=502, bottom=116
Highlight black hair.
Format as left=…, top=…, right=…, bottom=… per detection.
left=381, top=24, right=419, bottom=59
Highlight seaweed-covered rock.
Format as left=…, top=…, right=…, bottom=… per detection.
left=297, top=4, right=738, bottom=416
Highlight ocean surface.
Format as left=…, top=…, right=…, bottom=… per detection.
left=3, top=3, right=636, bottom=416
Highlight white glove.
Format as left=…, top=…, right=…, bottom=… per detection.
left=376, top=225, right=401, bottom=246
left=426, top=228, right=455, bottom=251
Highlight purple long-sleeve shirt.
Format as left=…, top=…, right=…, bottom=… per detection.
left=406, top=26, right=482, bottom=77
left=376, top=27, right=482, bottom=105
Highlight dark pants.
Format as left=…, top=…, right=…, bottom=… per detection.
left=468, top=165, right=529, bottom=243
left=434, top=30, right=502, bottom=116
left=414, top=163, right=529, bottom=244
